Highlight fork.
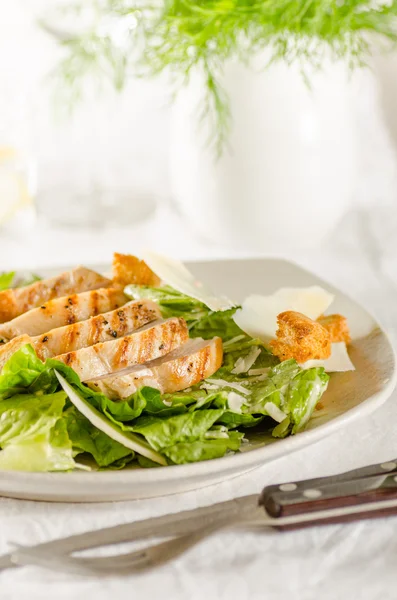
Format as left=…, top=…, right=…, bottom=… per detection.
left=9, top=458, right=397, bottom=576
left=12, top=516, right=238, bottom=576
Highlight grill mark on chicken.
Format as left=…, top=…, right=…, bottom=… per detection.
left=64, top=325, right=77, bottom=351
left=55, top=317, right=189, bottom=382
left=91, top=291, right=101, bottom=316
left=87, top=337, right=223, bottom=399
left=0, top=288, right=128, bottom=341
left=0, top=299, right=162, bottom=364
left=0, top=267, right=111, bottom=324
left=65, top=353, right=74, bottom=365
left=115, top=337, right=132, bottom=369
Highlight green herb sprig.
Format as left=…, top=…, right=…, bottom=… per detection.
left=48, top=0, right=397, bottom=154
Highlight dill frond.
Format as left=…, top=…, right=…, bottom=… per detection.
left=48, top=0, right=397, bottom=153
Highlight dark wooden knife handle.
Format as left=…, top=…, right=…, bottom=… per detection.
left=259, top=467, right=397, bottom=531
left=270, top=503, right=397, bottom=532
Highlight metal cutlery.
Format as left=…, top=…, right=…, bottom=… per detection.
left=4, top=458, right=397, bottom=575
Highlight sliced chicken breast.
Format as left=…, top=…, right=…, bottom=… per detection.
left=0, top=288, right=127, bottom=341
left=88, top=337, right=223, bottom=399
left=0, top=299, right=162, bottom=367
left=0, top=266, right=111, bottom=324
left=0, top=334, right=32, bottom=368
left=55, top=317, right=189, bottom=381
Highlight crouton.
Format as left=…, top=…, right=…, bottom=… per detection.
left=317, top=314, right=351, bottom=344
left=112, top=253, right=161, bottom=288
left=270, top=310, right=331, bottom=363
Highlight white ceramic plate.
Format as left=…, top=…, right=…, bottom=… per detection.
left=0, top=258, right=395, bottom=502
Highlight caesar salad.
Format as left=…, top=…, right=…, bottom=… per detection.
left=0, top=252, right=354, bottom=471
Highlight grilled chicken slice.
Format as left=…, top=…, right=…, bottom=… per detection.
left=0, top=266, right=111, bottom=324
left=55, top=317, right=189, bottom=382
left=112, top=253, right=161, bottom=288
left=0, top=288, right=127, bottom=341
left=88, top=337, right=223, bottom=399
left=0, top=299, right=162, bottom=367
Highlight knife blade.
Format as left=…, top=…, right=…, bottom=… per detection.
left=3, top=458, right=397, bottom=572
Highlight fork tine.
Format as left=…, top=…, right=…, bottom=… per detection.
left=11, top=516, right=235, bottom=576
left=12, top=546, right=151, bottom=577
left=113, top=517, right=234, bottom=574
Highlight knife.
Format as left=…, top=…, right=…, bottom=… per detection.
left=3, top=458, right=397, bottom=573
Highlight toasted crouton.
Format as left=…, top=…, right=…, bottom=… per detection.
left=270, top=311, right=331, bottom=363
left=112, top=253, right=161, bottom=288
left=317, top=314, right=351, bottom=344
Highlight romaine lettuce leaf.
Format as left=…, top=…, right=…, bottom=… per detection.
left=0, top=344, right=56, bottom=398
left=0, top=391, right=66, bottom=444
left=0, top=391, right=75, bottom=471
left=188, top=309, right=243, bottom=341
left=124, top=284, right=242, bottom=341
left=0, top=271, right=15, bottom=291
left=48, top=359, right=147, bottom=423
left=242, top=360, right=329, bottom=435
left=246, top=360, right=302, bottom=413
left=0, top=305, right=329, bottom=473
left=124, top=284, right=209, bottom=324
left=131, top=409, right=225, bottom=451
left=0, top=271, right=41, bottom=291
left=64, top=407, right=134, bottom=468
left=282, top=367, right=329, bottom=434
left=55, top=370, right=167, bottom=465
left=217, top=411, right=264, bottom=429
left=163, top=431, right=244, bottom=464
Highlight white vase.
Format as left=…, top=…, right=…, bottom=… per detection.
left=169, top=57, right=359, bottom=252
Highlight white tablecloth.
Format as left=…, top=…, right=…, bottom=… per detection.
left=1, top=206, right=397, bottom=600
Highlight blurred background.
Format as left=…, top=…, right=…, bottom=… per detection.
left=0, top=0, right=397, bottom=287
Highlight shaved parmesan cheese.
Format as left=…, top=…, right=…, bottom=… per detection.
left=248, top=368, right=270, bottom=376
left=206, top=378, right=250, bottom=395
left=200, top=383, right=221, bottom=391
left=142, top=251, right=235, bottom=312
left=300, top=342, right=355, bottom=372
left=231, top=347, right=262, bottom=374
left=264, top=402, right=287, bottom=423
left=223, top=335, right=246, bottom=348
left=247, top=374, right=269, bottom=382
left=205, top=430, right=229, bottom=440
left=55, top=371, right=167, bottom=466
left=233, top=286, right=334, bottom=343
left=227, top=392, right=246, bottom=413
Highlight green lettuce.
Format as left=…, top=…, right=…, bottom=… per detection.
left=0, top=294, right=330, bottom=471
left=124, top=285, right=209, bottom=324
left=163, top=431, right=243, bottom=464
left=282, top=367, right=329, bottom=434
left=0, top=271, right=41, bottom=292
left=189, top=309, right=243, bottom=341
left=0, top=391, right=75, bottom=471
left=130, top=410, right=244, bottom=464
left=64, top=407, right=134, bottom=468
left=0, top=272, right=15, bottom=291
left=0, top=344, right=55, bottom=398
left=124, top=284, right=242, bottom=341
left=48, top=359, right=147, bottom=423
left=131, top=409, right=225, bottom=451
left=0, top=345, right=147, bottom=423
left=0, top=346, right=146, bottom=468
left=241, top=360, right=329, bottom=435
